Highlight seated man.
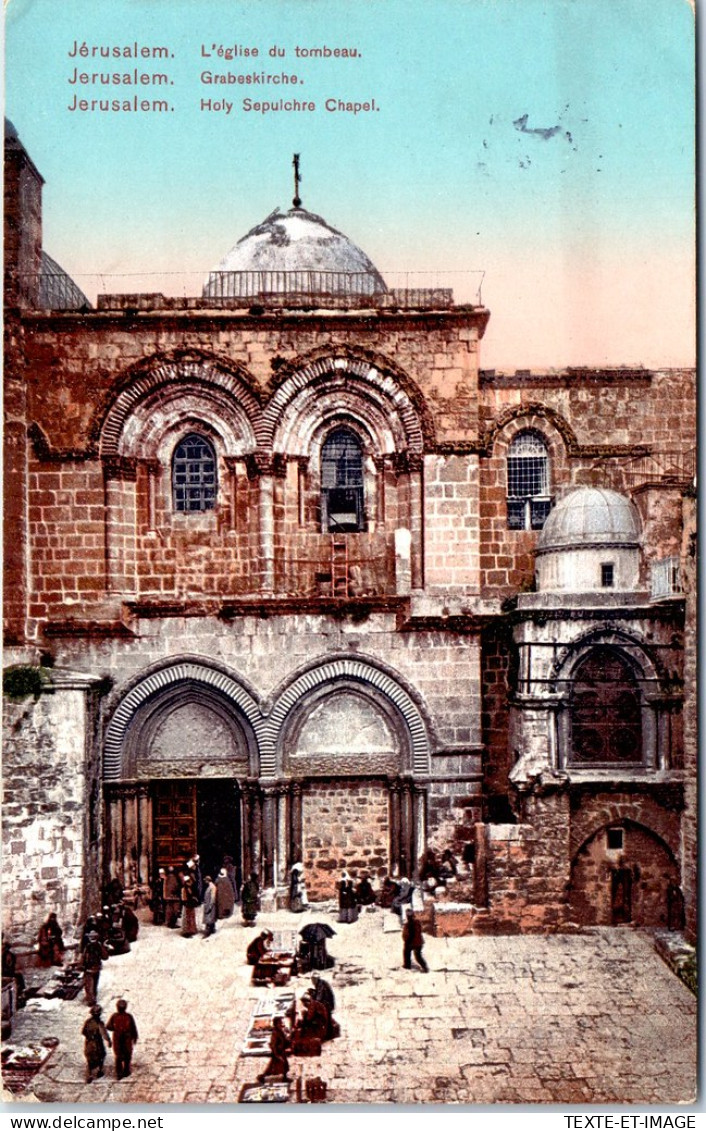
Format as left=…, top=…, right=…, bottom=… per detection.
left=295, top=992, right=330, bottom=1041
left=310, top=972, right=339, bottom=1040
left=355, top=873, right=376, bottom=906
left=246, top=930, right=273, bottom=966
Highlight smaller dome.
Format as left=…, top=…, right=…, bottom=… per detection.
left=537, top=487, right=641, bottom=553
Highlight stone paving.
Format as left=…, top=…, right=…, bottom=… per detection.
left=2, top=908, right=698, bottom=1107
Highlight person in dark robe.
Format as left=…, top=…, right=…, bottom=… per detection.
left=439, top=849, right=459, bottom=881
left=82, top=1005, right=111, bottom=1083
left=106, top=998, right=138, bottom=1080
left=80, top=916, right=98, bottom=954
left=2, top=941, right=26, bottom=1006
left=295, top=993, right=330, bottom=1041
left=121, top=903, right=139, bottom=944
left=105, top=878, right=124, bottom=907
left=402, top=911, right=428, bottom=972
left=241, top=872, right=260, bottom=925
left=106, top=907, right=130, bottom=956
left=164, top=867, right=181, bottom=929
left=337, top=872, right=358, bottom=923
left=256, top=1015, right=290, bottom=1083
left=181, top=874, right=198, bottom=937
left=82, top=931, right=108, bottom=1005
left=37, top=913, right=65, bottom=966
left=355, top=873, right=376, bottom=906
left=378, top=876, right=400, bottom=909
left=289, top=862, right=308, bottom=913
left=191, top=856, right=204, bottom=904
left=97, top=909, right=112, bottom=944
left=215, top=869, right=235, bottom=919
left=246, top=930, right=273, bottom=965
left=223, top=855, right=239, bottom=903
left=420, top=849, right=441, bottom=885
left=151, top=869, right=166, bottom=925
left=310, top=971, right=339, bottom=1038
left=202, top=876, right=217, bottom=938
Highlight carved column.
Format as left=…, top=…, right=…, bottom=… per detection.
left=123, top=786, right=139, bottom=887
left=137, top=785, right=152, bottom=885
left=290, top=782, right=303, bottom=867
left=276, top=787, right=289, bottom=884
left=261, top=788, right=277, bottom=888
left=248, top=782, right=262, bottom=883
left=389, top=779, right=402, bottom=875
left=107, top=790, right=123, bottom=882
left=408, top=455, right=424, bottom=590
left=411, top=784, right=427, bottom=879
left=241, top=784, right=253, bottom=881
left=400, top=779, right=414, bottom=878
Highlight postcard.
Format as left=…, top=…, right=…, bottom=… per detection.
left=2, top=0, right=697, bottom=1115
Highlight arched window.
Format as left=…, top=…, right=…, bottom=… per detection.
left=172, top=433, right=217, bottom=513
left=570, top=647, right=642, bottom=765
left=507, top=430, right=551, bottom=530
left=321, top=428, right=364, bottom=533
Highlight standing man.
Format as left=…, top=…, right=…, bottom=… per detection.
left=82, top=1005, right=111, bottom=1082
left=164, top=867, right=180, bottom=929
left=202, top=875, right=217, bottom=938
left=82, top=931, right=108, bottom=1005
left=402, top=911, right=428, bottom=973
left=106, top=998, right=139, bottom=1080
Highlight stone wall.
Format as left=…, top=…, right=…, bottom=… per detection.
left=680, top=491, right=697, bottom=942
left=479, top=790, right=571, bottom=932
left=2, top=672, right=102, bottom=945
left=302, top=778, right=389, bottom=899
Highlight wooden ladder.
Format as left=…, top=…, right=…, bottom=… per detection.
left=330, top=536, right=349, bottom=598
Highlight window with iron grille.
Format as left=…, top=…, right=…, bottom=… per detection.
left=172, top=433, right=217, bottom=513
left=570, top=647, right=643, bottom=765
left=506, top=430, right=551, bottom=530
left=321, top=428, right=364, bottom=533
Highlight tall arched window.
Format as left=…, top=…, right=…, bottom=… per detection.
left=507, top=430, right=551, bottom=530
left=321, top=428, right=364, bottom=533
left=570, top=647, right=643, bottom=764
left=172, top=433, right=217, bottom=513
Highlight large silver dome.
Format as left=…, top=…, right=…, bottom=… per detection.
left=204, top=206, right=387, bottom=299
left=537, top=487, right=641, bottom=553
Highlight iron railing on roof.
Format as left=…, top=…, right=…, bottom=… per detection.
left=621, top=449, right=696, bottom=488
left=15, top=269, right=478, bottom=310
left=203, top=268, right=384, bottom=300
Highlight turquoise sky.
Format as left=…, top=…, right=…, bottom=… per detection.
left=5, top=0, right=695, bottom=368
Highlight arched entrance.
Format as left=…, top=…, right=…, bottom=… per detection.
left=270, top=658, right=432, bottom=899
left=568, top=820, right=679, bottom=927
left=103, top=662, right=261, bottom=893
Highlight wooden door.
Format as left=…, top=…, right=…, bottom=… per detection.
left=153, top=781, right=196, bottom=869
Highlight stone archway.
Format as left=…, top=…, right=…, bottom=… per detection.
left=568, top=820, right=679, bottom=927
left=102, top=662, right=263, bottom=893
left=269, top=658, right=431, bottom=897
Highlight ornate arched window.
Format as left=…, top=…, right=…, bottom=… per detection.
left=507, top=430, right=551, bottom=530
left=570, top=647, right=643, bottom=764
left=321, top=428, right=364, bottom=533
left=172, top=433, right=217, bottom=513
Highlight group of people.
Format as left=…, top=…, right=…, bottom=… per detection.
left=151, top=855, right=261, bottom=937
left=257, top=972, right=339, bottom=1084
left=82, top=998, right=139, bottom=1083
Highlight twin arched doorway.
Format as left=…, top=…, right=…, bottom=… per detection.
left=102, top=659, right=431, bottom=900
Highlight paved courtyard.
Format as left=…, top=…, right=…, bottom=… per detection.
left=2, top=908, right=698, bottom=1107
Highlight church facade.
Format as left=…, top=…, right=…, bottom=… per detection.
left=3, top=123, right=696, bottom=944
